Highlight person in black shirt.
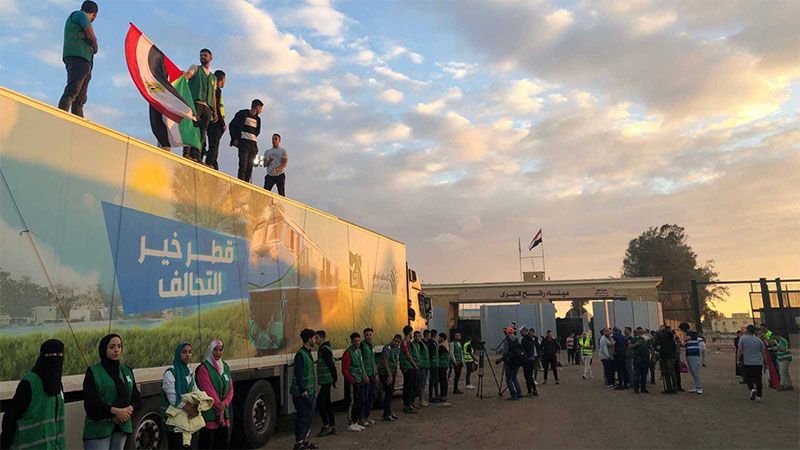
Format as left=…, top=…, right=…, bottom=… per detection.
left=520, top=327, right=539, bottom=396
left=540, top=330, right=561, bottom=384
left=229, top=99, right=263, bottom=183
left=204, top=70, right=226, bottom=170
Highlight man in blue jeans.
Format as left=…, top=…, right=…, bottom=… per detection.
left=496, top=327, right=523, bottom=400
left=290, top=328, right=319, bottom=450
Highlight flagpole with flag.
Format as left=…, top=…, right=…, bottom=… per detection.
left=518, top=237, right=523, bottom=281
left=519, top=229, right=546, bottom=279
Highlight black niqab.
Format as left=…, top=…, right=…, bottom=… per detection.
left=32, top=339, right=64, bottom=396
left=98, top=334, right=130, bottom=406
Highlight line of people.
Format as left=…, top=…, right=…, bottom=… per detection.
left=56, top=2, right=289, bottom=197
left=0, top=336, right=234, bottom=450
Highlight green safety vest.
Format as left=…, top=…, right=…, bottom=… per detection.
left=777, top=338, right=792, bottom=362
left=188, top=67, right=215, bottom=105
left=198, top=361, right=231, bottom=422
left=62, top=11, right=93, bottom=63
left=345, top=346, right=364, bottom=382
left=360, top=341, right=376, bottom=377
left=428, top=341, right=438, bottom=365
left=399, top=340, right=414, bottom=370
left=160, top=368, right=196, bottom=432
left=379, top=345, right=400, bottom=376
left=317, top=343, right=334, bottom=385
left=417, top=341, right=430, bottom=368
left=452, top=341, right=464, bottom=364
left=290, top=348, right=316, bottom=396
left=410, top=340, right=422, bottom=366
left=580, top=337, right=594, bottom=356
left=437, top=345, right=450, bottom=368
left=463, top=342, right=474, bottom=363
left=83, top=364, right=134, bottom=440
left=11, top=372, right=65, bottom=450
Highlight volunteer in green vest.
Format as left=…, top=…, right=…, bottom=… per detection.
left=82, top=334, right=142, bottom=450
left=342, top=332, right=366, bottom=432
left=415, top=331, right=431, bottom=407
left=183, top=49, right=218, bottom=162
left=290, top=329, right=319, bottom=450
left=427, top=329, right=440, bottom=403
left=437, top=333, right=451, bottom=403
left=162, top=343, right=200, bottom=449
left=204, top=70, right=226, bottom=170
left=315, top=330, right=338, bottom=437
left=379, top=334, right=402, bottom=421
left=399, top=325, right=417, bottom=414
left=58, top=1, right=98, bottom=117
left=450, top=332, right=465, bottom=395
left=410, top=331, right=424, bottom=408
left=195, top=339, right=233, bottom=449
left=579, top=331, right=594, bottom=381
left=0, top=339, right=65, bottom=450
left=463, top=335, right=476, bottom=389
left=775, top=331, right=793, bottom=391
left=360, top=327, right=378, bottom=426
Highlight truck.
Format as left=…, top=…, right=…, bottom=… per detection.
left=0, top=86, right=429, bottom=448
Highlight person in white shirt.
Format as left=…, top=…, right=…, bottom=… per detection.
left=263, top=134, right=288, bottom=197
left=598, top=328, right=615, bottom=387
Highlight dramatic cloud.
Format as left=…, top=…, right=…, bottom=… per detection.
left=283, top=0, right=349, bottom=45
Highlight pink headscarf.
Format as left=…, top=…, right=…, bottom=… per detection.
left=205, top=339, right=224, bottom=375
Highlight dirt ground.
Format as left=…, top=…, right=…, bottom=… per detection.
left=264, top=351, right=799, bottom=449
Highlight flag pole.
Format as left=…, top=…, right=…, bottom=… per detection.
left=541, top=231, right=547, bottom=277
left=518, top=237, right=523, bottom=281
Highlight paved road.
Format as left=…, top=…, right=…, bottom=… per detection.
left=265, top=351, right=799, bottom=449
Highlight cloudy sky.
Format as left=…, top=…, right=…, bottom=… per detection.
left=1, top=0, right=798, bottom=315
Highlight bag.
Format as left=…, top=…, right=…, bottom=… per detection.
left=679, top=361, right=689, bottom=373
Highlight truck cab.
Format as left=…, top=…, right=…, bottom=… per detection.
left=407, top=267, right=431, bottom=331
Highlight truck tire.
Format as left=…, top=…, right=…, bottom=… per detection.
left=233, top=380, right=277, bottom=448
left=130, top=409, right=165, bottom=449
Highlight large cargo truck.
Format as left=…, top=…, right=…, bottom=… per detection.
left=0, top=87, right=425, bottom=448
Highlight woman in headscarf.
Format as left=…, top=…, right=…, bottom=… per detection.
left=82, top=334, right=142, bottom=450
left=162, top=343, right=199, bottom=449
left=0, top=339, right=65, bottom=450
left=195, top=340, right=233, bottom=449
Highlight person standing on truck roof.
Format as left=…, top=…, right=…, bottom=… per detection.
left=416, top=330, right=431, bottom=407
left=263, top=134, right=288, bottom=197
left=463, top=335, right=476, bottom=390
left=342, top=332, right=366, bottom=432
left=58, top=1, right=98, bottom=118
left=82, top=334, right=142, bottom=450
left=427, top=329, right=441, bottom=403
left=290, top=329, right=320, bottom=449
left=450, top=331, right=465, bottom=395
left=204, top=70, right=226, bottom=170
left=399, top=325, right=418, bottom=414
left=162, top=343, right=201, bottom=449
left=195, top=339, right=233, bottom=449
left=360, top=327, right=378, bottom=427
left=229, top=99, right=263, bottom=183
left=183, top=49, right=218, bottom=162
left=379, top=334, right=402, bottom=421
left=0, top=339, right=65, bottom=450
left=314, top=330, right=337, bottom=437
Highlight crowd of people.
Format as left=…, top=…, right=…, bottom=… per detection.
left=56, top=1, right=289, bottom=197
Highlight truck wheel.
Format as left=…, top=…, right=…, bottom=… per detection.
left=236, top=380, right=277, bottom=448
left=131, top=411, right=164, bottom=449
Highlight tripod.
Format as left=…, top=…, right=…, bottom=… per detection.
left=476, top=344, right=503, bottom=398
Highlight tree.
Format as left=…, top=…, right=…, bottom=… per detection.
left=621, top=224, right=728, bottom=327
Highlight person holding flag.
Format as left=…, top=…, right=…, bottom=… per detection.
left=182, top=49, right=217, bottom=162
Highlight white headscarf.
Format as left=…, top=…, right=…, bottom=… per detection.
left=205, top=339, right=225, bottom=375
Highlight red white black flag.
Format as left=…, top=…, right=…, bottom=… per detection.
left=528, top=229, right=543, bottom=251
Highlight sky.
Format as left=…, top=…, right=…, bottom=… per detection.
left=1, top=0, right=798, bottom=316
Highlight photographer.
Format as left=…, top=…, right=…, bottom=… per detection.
left=495, top=327, right=523, bottom=400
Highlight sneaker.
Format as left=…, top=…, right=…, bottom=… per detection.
left=357, top=424, right=367, bottom=430
left=749, top=389, right=757, bottom=401
left=383, top=416, right=394, bottom=422
left=534, top=380, right=538, bottom=385
left=689, top=389, right=697, bottom=393
left=755, top=396, right=763, bottom=403
left=316, top=427, right=331, bottom=437
left=368, top=419, right=376, bottom=425
left=696, top=389, right=703, bottom=394
left=390, top=414, right=399, bottom=419
left=466, top=384, right=476, bottom=389
left=421, top=400, right=430, bottom=407
left=348, top=424, right=362, bottom=432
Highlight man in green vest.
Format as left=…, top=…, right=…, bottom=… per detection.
left=0, top=339, right=65, bottom=450
left=204, top=70, right=226, bottom=170
left=58, top=1, right=98, bottom=117
left=183, top=48, right=218, bottom=162
left=416, top=331, right=431, bottom=407
left=450, top=332, right=465, bottom=395
left=399, top=325, right=418, bottom=414
left=775, top=331, right=793, bottom=391
left=290, top=328, right=318, bottom=450
left=463, top=335, right=476, bottom=389
left=361, top=327, right=378, bottom=426
left=342, top=332, right=366, bottom=431
left=579, top=331, right=594, bottom=380
left=379, top=334, right=402, bottom=421
left=427, top=329, right=440, bottom=403
left=436, top=333, right=451, bottom=403
left=315, top=330, right=338, bottom=437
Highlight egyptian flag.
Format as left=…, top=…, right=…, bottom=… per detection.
left=124, top=23, right=200, bottom=149
left=528, top=229, right=543, bottom=251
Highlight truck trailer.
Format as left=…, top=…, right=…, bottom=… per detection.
left=0, top=87, right=430, bottom=448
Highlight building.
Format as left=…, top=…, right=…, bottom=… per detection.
left=711, top=313, right=753, bottom=334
